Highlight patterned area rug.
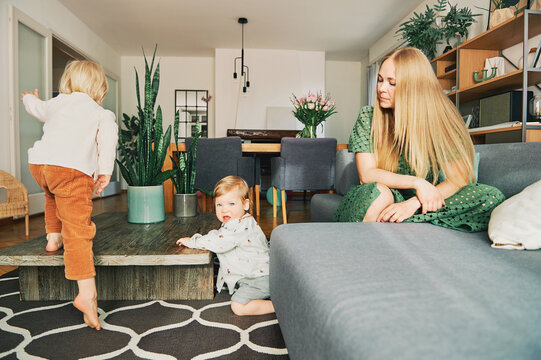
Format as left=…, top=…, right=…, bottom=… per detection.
left=0, top=270, right=289, bottom=359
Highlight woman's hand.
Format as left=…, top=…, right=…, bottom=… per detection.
left=176, top=237, right=190, bottom=247
left=377, top=198, right=420, bottom=223
left=20, top=89, right=39, bottom=102
left=413, top=178, right=445, bottom=214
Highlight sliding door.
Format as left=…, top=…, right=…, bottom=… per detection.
left=9, top=5, right=52, bottom=215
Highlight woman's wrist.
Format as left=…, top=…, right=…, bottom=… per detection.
left=406, top=196, right=421, bottom=210
left=411, top=177, right=425, bottom=190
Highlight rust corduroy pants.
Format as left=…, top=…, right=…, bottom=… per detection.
left=29, top=164, right=96, bottom=280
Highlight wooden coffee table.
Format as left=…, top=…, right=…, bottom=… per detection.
left=0, top=212, right=220, bottom=301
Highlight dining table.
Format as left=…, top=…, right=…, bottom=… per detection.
left=162, top=142, right=348, bottom=212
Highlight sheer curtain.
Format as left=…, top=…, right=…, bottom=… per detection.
left=366, top=60, right=381, bottom=106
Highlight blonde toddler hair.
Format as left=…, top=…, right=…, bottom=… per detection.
left=214, top=176, right=251, bottom=209
left=59, top=60, right=108, bottom=105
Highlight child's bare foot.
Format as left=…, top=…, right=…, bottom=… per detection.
left=45, top=233, right=63, bottom=252
left=73, top=293, right=101, bottom=330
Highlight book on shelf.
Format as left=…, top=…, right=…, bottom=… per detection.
left=469, top=121, right=541, bottom=132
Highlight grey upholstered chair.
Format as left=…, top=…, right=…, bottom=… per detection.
left=185, top=136, right=259, bottom=214
left=271, top=137, right=337, bottom=223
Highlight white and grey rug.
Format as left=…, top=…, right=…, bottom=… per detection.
left=0, top=270, right=289, bottom=359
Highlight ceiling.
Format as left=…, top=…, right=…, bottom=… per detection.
left=58, top=0, right=424, bottom=61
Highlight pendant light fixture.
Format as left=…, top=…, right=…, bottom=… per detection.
left=233, top=17, right=250, bottom=93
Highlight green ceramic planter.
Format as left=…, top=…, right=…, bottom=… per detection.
left=127, top=185, right=165, bottom=223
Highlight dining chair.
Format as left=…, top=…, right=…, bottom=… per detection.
left=271, top=137, right=337, bottom=224
left=0, top=170, right=29, bottom=236
left=185, top=137, right=259, bottom=215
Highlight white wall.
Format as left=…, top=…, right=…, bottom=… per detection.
left=214, top=48, right=325, bottom=138
left=121, top=56, right=215, bottom=137
left=369, top=0, right=489, bottom=63
left=325, top=61, right=362, bottom=143
left=0, top=0, right=120, bottom=173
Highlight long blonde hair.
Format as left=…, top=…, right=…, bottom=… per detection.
left=372, top=47, right=475, bottom=185
left=59, top=60, right=108, bottom=105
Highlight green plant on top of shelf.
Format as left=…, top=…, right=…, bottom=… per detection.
left=396, top=0, right=479, bottom=59
left=396, top=3, right=442, bottom=59
left=441, top=1, right=480, bottom=47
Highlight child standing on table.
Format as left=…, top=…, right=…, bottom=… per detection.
left=177, top=176, right=274, bottom=316
left=20, top=60, right=118, bottom=330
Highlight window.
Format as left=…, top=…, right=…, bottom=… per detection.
left=175, top=89, right=209, bottom=138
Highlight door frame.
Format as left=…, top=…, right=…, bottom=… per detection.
left=8, top=5, right=52, bottom=214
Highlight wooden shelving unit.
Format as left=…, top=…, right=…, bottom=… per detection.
left=431, top=10, right=541, bottom=143
left=433, top=48, right=457, bottom=96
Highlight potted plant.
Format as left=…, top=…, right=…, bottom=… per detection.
left=170, top=112, right=201, bottom=217
left=441, top=1, right=480, bottom=48
left=396, top=3, right=442, bottom=59
left=396, top=0, right=478, bottom=59
left=291, top=92, right=337, bottom=138
left=117, top=46, right=174, bottom=223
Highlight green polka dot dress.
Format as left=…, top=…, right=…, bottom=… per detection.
left=333, top=106, right=505, bottom=232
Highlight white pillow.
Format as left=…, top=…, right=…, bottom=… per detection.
left=488, top=179, right=541, bottom=250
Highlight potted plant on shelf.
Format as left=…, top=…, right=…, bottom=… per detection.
left=396, top=0, right=478, bottom=59
left=396, top=2, right=442, bottom=59
left=170, top=112, right=201, bottom=217
left=441, top=1, right=480, bottom=49
left=291, top=92, right=337, bottom=138
left=117, top=46, right=174, bottom=223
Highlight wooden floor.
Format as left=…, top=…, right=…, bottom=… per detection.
left=0, top=191, right=311, bottom=276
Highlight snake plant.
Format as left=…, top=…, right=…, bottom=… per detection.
left=170, top=111, right=201, bottom=194
left=116, top=46, right=174, bottom=186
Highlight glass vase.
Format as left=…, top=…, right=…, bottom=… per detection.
left=304, top=125, right=317, bottom=138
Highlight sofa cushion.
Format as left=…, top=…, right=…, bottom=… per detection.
left=270, top=222, right=541, bottom=360
left=488, top=179, right=541, bottom=250
left=475, top=142, right=541, bottom=198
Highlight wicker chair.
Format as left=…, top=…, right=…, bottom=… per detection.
left=0, top=170, right=29, bottom=236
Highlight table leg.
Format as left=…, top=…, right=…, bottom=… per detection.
left=255, top=185, right=260, bottom=216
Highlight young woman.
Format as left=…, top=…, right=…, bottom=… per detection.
left=334, top=47, right=504, bottom=232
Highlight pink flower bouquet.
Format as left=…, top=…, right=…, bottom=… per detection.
left=291, top=92, right=337, bottom=138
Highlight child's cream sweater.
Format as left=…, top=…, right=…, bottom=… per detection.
left=23, top=92, right=118, bottom=177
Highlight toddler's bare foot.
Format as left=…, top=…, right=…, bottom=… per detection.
left=45, top=233, right=63, bottom=252
left=74, top=294, right=101, bottom=330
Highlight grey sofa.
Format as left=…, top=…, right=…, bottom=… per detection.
left=270, top=142, right=541, bottom=360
